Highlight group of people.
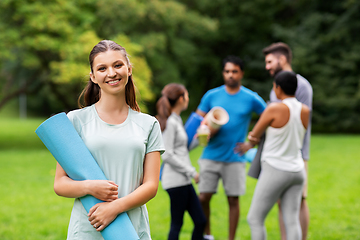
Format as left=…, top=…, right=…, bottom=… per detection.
left=53, top=39, right=312, bottom=240
left=158, top=43, right=312, bottom=240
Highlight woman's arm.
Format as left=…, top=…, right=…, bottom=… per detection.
left=88, top=151, right=161, bottom=231
left=162, top=119, right=196, bottom=177
left=54, top=163, right=118, bottom=201
left=247, top=104, right=279, bottom=145
left=234, top=105, right=275, bottom=154
left=301, top=104, right=310, bottom=129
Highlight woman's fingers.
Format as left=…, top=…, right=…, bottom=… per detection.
left=88, top=180, right=119, bottom=201
left=88, top=202, right=117, bottom=231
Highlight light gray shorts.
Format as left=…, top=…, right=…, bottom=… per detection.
left=198, top=159, right=246, bottom=196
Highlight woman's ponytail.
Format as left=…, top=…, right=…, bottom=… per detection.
left=155, top=83, right=186, bottom=131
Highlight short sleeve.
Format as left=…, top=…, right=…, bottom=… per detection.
left=67, top=110, right=82, bottom=134
left=252, top=93, right=267, bottom=115
left=146, top=119, right=165, bottom=155
left=295, top=83, right=313, bottom=110
left=197, top=91, right=212, bottom=113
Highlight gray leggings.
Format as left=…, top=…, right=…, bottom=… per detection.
left=247, top=161, right=305, bottom=240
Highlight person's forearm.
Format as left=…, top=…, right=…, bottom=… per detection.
left=54, top=176, right=91, bottom=198
left=112, top=181, right=159, bottom=214
left=248, top=133, right=260, bottom=143
left=195, top=109, right=206, bottom=118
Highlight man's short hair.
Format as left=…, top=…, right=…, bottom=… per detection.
left=262, top=42, right=292, bottom=64
left=274, top=71, right=297, bottom=96
left=222, top=55, right=244, bottom=71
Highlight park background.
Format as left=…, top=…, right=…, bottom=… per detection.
left=0, top=0, right=360, bottom=239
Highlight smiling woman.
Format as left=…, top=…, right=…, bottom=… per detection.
left=53, top=40, right=165, bottom=240
left=90, top=50, right=131, bottom=98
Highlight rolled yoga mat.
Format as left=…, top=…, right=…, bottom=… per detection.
left=247, top=133, right=265, bottom=179
left=35, top=112, right=139, bottom=240
left=184, top=112, right=204, bottom=148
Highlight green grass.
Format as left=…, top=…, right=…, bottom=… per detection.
left=1, top=117, right=360, bottom=239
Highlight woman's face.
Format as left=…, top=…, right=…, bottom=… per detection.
left=273, top=82, right=281, bottom=99
left=90, top=50, right=131, bottom=96
left=182, top=90, right=189, bottom=110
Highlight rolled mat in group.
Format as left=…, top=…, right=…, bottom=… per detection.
left=184, top=112, right=204, bottom=148
left=247, top=133, right=265, bottom=179
left=35, top=112, right=139, bottom=240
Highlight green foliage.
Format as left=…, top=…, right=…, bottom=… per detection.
left=270, top=0, right=360, bottom=132
left=176, top=0, right=360, bottom=132
left=0, top=0, right=156, bottom=115
left=1, top=0, right=360, bottom=131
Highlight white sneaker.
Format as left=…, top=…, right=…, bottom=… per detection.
left=204, top=235, right=215, bottom=240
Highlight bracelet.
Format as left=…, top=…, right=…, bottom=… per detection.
left=248, top=134, right=260, bottom=143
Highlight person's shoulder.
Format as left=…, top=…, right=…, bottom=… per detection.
left=241, top=86, right=260, bottom=96
left=66, top=106, right=95, bottom=132
left=241, top=86, right=265, bottom=103
left=130, top=109, right=157, bottom=122
left=67, top=106, right=94, bottom=122
left=296, top=74, right=312, bottom=88
left=266, top=102, right=287, bottom=113
left=205, top=85, right=226, bottom=96
left=130, top=109, right=159, bottom=129
left=301, top=103, right=310, bottom=114
left=166, top=114, right=178, bottom=125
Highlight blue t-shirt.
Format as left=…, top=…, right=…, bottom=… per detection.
left=197, top=85, right=266, bottom=162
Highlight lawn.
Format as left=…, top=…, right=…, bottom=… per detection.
left=0, top=117, right=360, bottom=239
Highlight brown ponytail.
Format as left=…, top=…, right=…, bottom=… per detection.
left=78, top=40, right=140, bottom=112
left=156, top=83, right=186, bottom=131
left=125, top=75, right=140, bottom=112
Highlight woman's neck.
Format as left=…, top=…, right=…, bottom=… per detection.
left=95, top=93, right=129, bottom=124
left=171, top=108, right=182, bottom=116
left=279, top=95, right=295, bottom=101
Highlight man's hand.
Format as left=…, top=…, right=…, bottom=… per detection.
left=234, top=142, right=254, bottom=155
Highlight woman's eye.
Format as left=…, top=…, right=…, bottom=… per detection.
left=115, top=64, right=123, bottom=68
left=98, top=67, right=106, bottom=71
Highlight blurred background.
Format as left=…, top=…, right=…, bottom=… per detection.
left=1, top=1, right=360, bottom=239
left=0, top=0, right=359, bottom=131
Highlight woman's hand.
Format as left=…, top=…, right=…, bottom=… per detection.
left=193, top=173, right=200, bottom=184
left=86, top=180, right=119, bottom=202
left=88, top=202, right=118, bottom=231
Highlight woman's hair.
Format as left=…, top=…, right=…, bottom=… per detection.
left=78, top=40, right=140, bottom=112
left=274, top=70, right=297, bottom=96
left=156, top=83, right=186, bottom=131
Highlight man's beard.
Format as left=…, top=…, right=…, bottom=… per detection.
left=270, top=64, right=283, bottom=77
left=225, top=78, right=240, bottom=88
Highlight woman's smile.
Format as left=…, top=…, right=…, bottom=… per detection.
left=107, top=79, right=121, bottom=86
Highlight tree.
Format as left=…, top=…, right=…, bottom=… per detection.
left=0, top=0, right=157, bottom=115
left=91, top=0, right=218, bottom=113
left=177, top=0, right=360, bottom=132
left=270, top=0, right=360, bottom=132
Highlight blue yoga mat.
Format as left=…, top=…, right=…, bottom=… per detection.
left=35, top=112, right=139, bottom=240
left=184, top=112, right=204, bottom=148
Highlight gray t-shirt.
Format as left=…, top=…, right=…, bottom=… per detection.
left=66, top=105, right=164, bottom=240
left=270, top=74, right=313, bottom=160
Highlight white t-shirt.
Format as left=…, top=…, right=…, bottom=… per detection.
left=66, top=105, right=165, bottom=240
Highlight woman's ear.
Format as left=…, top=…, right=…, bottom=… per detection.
left=90, top=72, right=97, bottom=84
left=128, top=65, right=132, bottom=76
